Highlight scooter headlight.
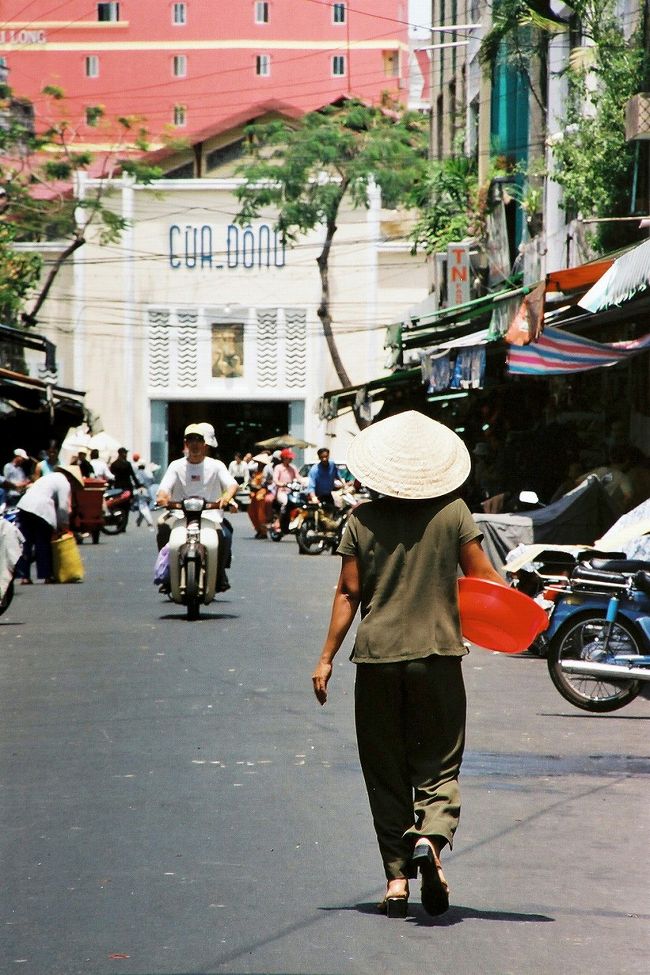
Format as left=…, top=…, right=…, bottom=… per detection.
left=182, top=497, right=205, bottom=513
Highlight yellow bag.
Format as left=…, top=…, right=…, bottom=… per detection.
left=51, top=532, right=85, bottom=584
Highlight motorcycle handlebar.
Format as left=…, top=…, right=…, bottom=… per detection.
left=165, top=501, right=221, bottom=510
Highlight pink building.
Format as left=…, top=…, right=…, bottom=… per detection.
left=1, top=1, right=409, bottom=145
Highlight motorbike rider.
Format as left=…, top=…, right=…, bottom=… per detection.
left=307, top=447, right=342, bottom=513
left=272, top=448, right=299, bottom=534
left=155, top=424, right=238, bottom=592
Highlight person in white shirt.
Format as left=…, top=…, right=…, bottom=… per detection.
left=156, top=424, right=238, bottom=590
left=228, top=452, right=249, bottom=486
left=16, top=466, right=84, bottom=582
left=89, top=449, right=114, bottom=482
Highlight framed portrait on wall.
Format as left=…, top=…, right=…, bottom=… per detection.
left=211, top=322, right=244, bottom=378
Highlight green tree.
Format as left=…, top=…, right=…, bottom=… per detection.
left=0, top=83, right=161, bottom=341
left=233, top=99, right=427, bottom=400
left=409, top=156, right=482, bottom=254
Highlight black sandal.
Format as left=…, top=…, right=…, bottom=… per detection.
left=378, top=881, right=409, bottom=918
left=413, top=841, right=449, bottom=916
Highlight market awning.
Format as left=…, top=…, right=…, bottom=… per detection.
left=579, top=237, right=650, bottom=312
left=0, top=366, right=85, bottom=418
left=546, top=259, right=614, bottom=295
left=508, top=326, right=650, bottom=375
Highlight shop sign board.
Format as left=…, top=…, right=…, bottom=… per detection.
left=447, top=242, right=471, bottom=307
left=168, top=222, right=286, bottom=271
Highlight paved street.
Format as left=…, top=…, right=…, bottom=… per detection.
left=1, top=517, right=649, bottom=975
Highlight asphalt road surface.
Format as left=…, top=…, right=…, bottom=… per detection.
left=1, top=517, right=649, bottom=975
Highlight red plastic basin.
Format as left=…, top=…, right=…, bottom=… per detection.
left=458, top=577, right=549, bottom=653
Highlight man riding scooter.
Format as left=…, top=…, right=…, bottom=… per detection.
left=155, top=424, right=238, bottom=593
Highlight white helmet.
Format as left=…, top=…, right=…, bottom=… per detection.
left=197, top=422, right=218, bottom=448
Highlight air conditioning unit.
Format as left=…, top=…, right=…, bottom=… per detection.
left=625, top=93, right=650, bottom=141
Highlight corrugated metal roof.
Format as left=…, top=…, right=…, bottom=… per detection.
left=579, top=238, right=650, bottom=312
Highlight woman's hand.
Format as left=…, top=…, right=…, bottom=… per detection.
left=312, top=660, right=332, bottom=705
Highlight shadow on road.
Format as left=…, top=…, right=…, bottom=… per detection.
left=539, top=712, right=650, bottom=721
left=340, top=903, right=554, bottom=926
left=158, top=612, right=240, bottom=622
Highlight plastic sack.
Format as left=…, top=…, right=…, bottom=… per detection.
left=154, top=543, right=170, bottom=586
left=51, top=532, right=85, bottom=583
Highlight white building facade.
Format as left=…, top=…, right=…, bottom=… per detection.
left=35, top=173, right=428, bottom=467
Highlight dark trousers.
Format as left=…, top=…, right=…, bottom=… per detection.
left=16, top=510, right=53, bottom=581
left=354, top=655, right=466, bottom=880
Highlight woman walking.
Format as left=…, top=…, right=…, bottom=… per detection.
left=312, top=411, right=505, bottom=918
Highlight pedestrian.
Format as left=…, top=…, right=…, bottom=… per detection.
left=3, top=449, right=31, bottom=505
left=247, top=453, right=272, bottom=538
left=312, top=411, right=506, bottom=919
left=110, top=447, right=140, bottom=495
left=33, top=441, right=60, bottom=480
left=134, top=461, right=155, bottom=530
left=15, top=465, right=85, bottom=583
left=74, top=448, right=94, bottom=479
left=228, top=452, right=249, bottom=486
left=89, top=449, right=114, bottom=482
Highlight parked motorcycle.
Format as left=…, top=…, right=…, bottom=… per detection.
left=542, top=557, right=650, bottom=712
left=166, top=498, right=220, bottom=620
left=296, top=488, right=361, bottom=555
left=101, top=487, right=131, bottom=534
left=0, top=505, right=22, bottom=616
left=268, top=480, right=308, bottom=542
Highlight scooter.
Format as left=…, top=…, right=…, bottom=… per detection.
left=296, top=487, right=362, bottom=555
left=101, top=487, right=131, bottom=534
left=268, top=480, right=308, bottom=542
left=166, top=498, right=220, bottom=620
left=543, top=557, right=650, bottom=712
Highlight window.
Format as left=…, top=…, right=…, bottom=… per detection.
left=382, top=50, right=399, bottom=78
left=97, top=1, right=119, bottom=21
left=332, top=2, right=345, bottom=23
left=255, top=1, right=269, bottom=23
left=172, top=54, right=187, bottom=77
left=332, top=54, right=345, bottom=76
left=172, top=2, right=186, bottom=25
left=85, top=55, right=99, bottom=78
left=173, top=104, right=186, bottom=126
left=206, top=139, right=245, bottom=171
left=256, top=54, right=271, bottom=76
left=85, top=105, right=103, bottom=126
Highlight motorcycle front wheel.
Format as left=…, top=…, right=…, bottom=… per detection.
left=297, top=518, right=325, bottom=555
left=185, top=560, right=200, bottom=621
left=101, top=509, right=128, bottom=535
left=547, top=612, right=642, bottom=712
left=0, top=579, right=14, bottom=616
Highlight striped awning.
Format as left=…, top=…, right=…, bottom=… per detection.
left=507, top=326, right=650, bottom=375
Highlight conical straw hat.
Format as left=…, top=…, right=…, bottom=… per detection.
left=346, top=410, right=470, bottom=500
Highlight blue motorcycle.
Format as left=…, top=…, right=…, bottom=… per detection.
left=545, top=557, right=650, bottom=712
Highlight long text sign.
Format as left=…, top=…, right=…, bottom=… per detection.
left=168, top=223, right=286, bottom=271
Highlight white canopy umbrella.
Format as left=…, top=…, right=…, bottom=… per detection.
left=89, top=431, right=121, bottom=457
left=60, top=425, right=92, bottom=462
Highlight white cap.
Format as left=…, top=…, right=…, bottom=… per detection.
left=197, top=422, right=218, bottom=448
left=13, top=448, right=28, bottom=459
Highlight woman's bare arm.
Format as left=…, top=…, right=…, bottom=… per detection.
left=459, top=538, right=507, bottom=586
left=312, top=555, right=361, bottom=705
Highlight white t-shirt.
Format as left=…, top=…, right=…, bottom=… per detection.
left=158, top=457, right=237, bottom=522
left=17, top=472, right=71, bottom=530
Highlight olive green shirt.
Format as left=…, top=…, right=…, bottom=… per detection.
left=337, top=497, right=482, bottom=663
